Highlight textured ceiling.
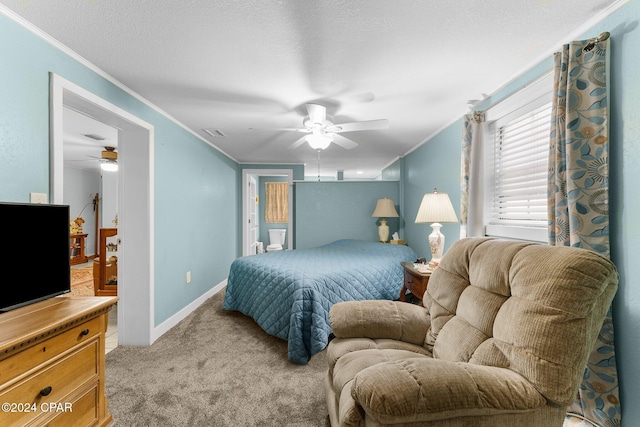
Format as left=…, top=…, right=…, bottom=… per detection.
left=1, top=0, right=623, bottom=178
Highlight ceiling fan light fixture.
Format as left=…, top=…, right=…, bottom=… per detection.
left=305, top=132, right=333, bottom=150
left=100, top=161, right=118, bottom=172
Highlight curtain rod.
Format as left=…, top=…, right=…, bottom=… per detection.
left=584, top=31, right=610, bottom=53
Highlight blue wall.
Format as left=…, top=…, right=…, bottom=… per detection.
left=400, top=1, right=640, bottom=420
left=402, top=122, right=463, bottom=260
left=295, top=181, right=400, bottom=249
left=0, top=12, right=239, bottom=326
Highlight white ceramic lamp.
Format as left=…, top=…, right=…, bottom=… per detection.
left=372, top=198, right=399, bottom=243
left=415, top=189, right=458, bottom=264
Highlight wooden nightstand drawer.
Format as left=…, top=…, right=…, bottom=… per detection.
left=0, top=317, right=101, bottom=386
left=0, top=340, right=99, bottom=427
left=399, top=262, right=431, bottom=302
left=404, top=269, right=428, bottom=297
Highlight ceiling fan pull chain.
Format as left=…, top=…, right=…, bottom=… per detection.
left=317, top=150, right=321, bottom=182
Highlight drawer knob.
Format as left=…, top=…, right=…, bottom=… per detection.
left=40, top=386, right=52, bottom=397
left=80, top=329, right=90, bottom=336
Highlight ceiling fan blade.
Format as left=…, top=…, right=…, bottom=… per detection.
left=333, top=119, right=389, bottom=133
left=288, top=135, right=308, bottom=150
left=305, top=103, right=326, bottom=125
left=332, top=134, right=358, bottom=150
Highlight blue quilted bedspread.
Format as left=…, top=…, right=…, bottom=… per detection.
left=223, top=239, right=418, bottom=364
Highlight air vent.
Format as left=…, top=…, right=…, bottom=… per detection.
left=84, top=133, right=106, bottom=141
left=202, top=128, right=227, bottom=138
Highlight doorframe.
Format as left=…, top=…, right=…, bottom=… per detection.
left=242, top=169, right=293, bottom=256
left=247, top=174, right=258, bottom=255
left=50, top=73, right=155, bottom=346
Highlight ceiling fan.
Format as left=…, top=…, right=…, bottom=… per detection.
left=265, top=103, right=389, bottom=151
left=88, top=146, right=118, bottom=171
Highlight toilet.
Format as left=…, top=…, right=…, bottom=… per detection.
left=267, top=228, right=286, bottom=252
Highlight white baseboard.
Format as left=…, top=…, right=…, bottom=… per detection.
left=150, top=279, right=226, bottom=342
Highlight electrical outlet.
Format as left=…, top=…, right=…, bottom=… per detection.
left=186, top=271, right=191, bottom=284
left=30, top=192, right=47, bottom=204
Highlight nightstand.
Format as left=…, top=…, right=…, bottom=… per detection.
left=399, top=261, right=431, bottom=303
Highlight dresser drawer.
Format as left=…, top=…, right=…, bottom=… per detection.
left=0, top=317, right=101, bottom=386
left=0, top=340, right=99, bottom=426
left=40, top=383, right=99, bottom=427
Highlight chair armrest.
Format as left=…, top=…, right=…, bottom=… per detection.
left=329, top=300, right=430, bottom=347
left=352, top=358, right=547, bottom=424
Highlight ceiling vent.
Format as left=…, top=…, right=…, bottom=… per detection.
left=202, top=128, right=226, bottom=138
left=84, top=133, right=106, bottom=141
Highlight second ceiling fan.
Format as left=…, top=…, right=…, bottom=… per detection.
left=88, top=146, right=118, bottom=171
left=277, top=103, right=389, bottom=151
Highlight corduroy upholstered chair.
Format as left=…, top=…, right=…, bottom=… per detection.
left=325, top=237, right=618, bottom=426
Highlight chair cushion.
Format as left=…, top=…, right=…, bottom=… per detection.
left=327, top=337, right=431, bottom=376
left=353, top=358, right=547, bottom=424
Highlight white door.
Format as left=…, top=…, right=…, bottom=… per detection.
left=247, top=175, right=258, bottom=255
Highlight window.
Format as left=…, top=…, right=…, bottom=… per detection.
left=483, top=73, right=553, bottom=242
left=265, top=181, right=289, bottom=223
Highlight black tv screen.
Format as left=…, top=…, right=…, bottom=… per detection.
left=0, top=202, right=71, bottom=312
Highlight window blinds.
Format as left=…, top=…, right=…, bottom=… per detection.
left=490, top=102, right=551, bottom=230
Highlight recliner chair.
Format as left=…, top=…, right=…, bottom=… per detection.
left=325, top=238, right=618, bottom=426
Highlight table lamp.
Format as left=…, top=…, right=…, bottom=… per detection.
left=372, top=198, right=399, bottom=243
left=415, top=189, right=458, bottom=264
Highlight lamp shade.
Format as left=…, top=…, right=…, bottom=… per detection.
left=415, top=189, right=457, bottom=223
left=372, top=198, right=399, bottom=218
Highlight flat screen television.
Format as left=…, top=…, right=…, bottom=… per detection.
left=0, top=202, right=71, bottom=312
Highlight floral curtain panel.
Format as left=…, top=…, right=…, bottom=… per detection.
left=548, top=33, right=620, bottom=427
left=265, top=181, right=289, bottom=224
left=460, top=112, right=484, bottom=239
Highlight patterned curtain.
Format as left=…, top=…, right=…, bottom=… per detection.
left=265, top=182, right=289, bottom=223
left=460, top=112, right=484, bottom=239
left=548, top=33, right=621, bottom=427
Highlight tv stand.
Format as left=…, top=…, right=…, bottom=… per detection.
left=0, top=296, right=118, bottom=426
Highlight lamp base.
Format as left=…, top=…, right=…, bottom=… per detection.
left=378, top=218, right=390, bottom=243
left=428, top=223, right=445, bottom=264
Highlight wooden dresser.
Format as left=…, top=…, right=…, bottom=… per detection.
left=0, top=296, right=118, bottom=427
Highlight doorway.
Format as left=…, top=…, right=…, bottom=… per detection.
left=242, top=169, right=293, bottom=256
left=50, top=73, right=155, bottom=346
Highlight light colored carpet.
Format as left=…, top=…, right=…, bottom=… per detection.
left=105, top=289, right=330, bottom=426
left=70, top=265, right=94, bottom=297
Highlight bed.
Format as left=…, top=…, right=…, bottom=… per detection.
left=223, top=239, right=418, bottom=364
